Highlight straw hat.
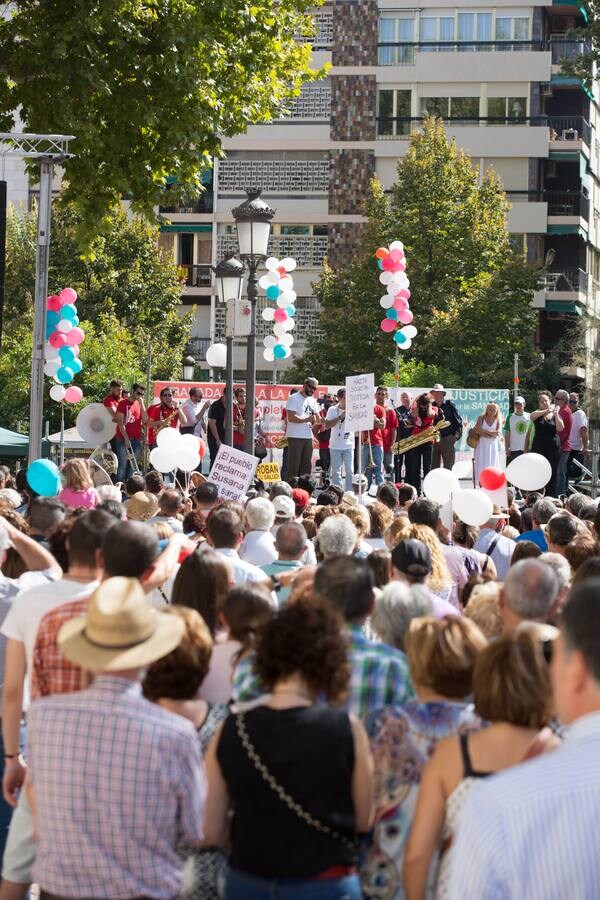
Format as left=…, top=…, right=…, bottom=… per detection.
left=58, top=577, right=184, bottom=671
left=124, top=491, right=159, bottom=522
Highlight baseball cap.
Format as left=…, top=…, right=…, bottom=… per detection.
left=291, top=488, right=309, bottom=510
left=272, top=495, right=296, bottom=519
left=352, top=474, right=368, bottom=488
left=515, top=396, right=525, bottom=404
left=391, top=539, right=432, bottom=577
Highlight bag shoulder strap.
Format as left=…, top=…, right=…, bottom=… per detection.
left=235, top=713, right=356, bottom=852
left=485, top=533, right=501, bottom=560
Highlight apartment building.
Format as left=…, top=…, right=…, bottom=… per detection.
left=158, top=0, right=600, bottom=385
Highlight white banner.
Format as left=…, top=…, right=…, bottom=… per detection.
left=345, top=373, right=375, bottom=433
left=207, top=445, right=258, bottom=501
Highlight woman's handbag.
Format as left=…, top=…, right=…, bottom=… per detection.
left=466, top=427, right=480, bottom=450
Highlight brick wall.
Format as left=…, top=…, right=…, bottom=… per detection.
left=332, top=0, right=378, bottom=66
left=327, top=222, right=368, bottom=270
left=329, top=150, right=375, bottom=215
left=331, top=75, right=377, bottom=141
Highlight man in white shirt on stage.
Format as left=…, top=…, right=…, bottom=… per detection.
left=180, top=387, right=210, bottom=437
left=284, top=377, right=320, bottom=483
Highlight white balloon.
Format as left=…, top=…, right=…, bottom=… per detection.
left=56, top=319, right=73, bottom=333
left=279, top=334, right=294, bottom=347
left=149, top=446, right=176, bottom=473
left=49, top=384, right=66, bottom=401
left=390, top=240, right=404, bottom=251
left=175, top=447, right=200, bottom=472
left=379, top=272, right=393, bottom=285
left=156, top=426, right=182, bottom=451
left=506, top=453, right=553, bottom=491
left=264, top=335, right=277, bottom=349
left=180, top=433, right=201, bottom=454
left=205, top=342, right=227, bottom=368
left=283, top=346, right=292, bottom=358
left=265, top=257, right=280, bottom=271
left=276, top=295, right=291, bottom=309
left=390, top=269, right=407, bottom=283
left=44, top=360, right=59, bottom=377
left=282, top=318, right=295, bottom=331
left=279, top=290, right=296, bottom=304
left=452, top=460, right=473, bottom=479
left=258, top=274, right=273, bottom=290
left=403, top=325, right=418, bottom=339
left=263, top=348, right=275, bottom=362
left=398, top=338, right=412, bottom=350
left=277, top=275, right=294, bottom=292
left=273, top=323, right=286, bottom=337
left=262, top=307, right=275, bottom=321
left=423, top=468, right=460, bottom=505
left=281, top=257, right=297, bottom=271
left=45, top=343, right=60, bottom=361
left=380, top=296, right=394, bottom=309
left=453, top=489, right=493, bottom=527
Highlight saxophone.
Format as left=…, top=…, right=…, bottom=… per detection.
left=392, top=419, right=450, bottom=454
left=155, top=405, right=180, bottom=435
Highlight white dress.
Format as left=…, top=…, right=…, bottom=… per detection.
left=473, top=417, right=500, bottom=487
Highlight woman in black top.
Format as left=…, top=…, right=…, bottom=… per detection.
left=204, top=599, right=374, bottom=899
left=530, top=390, right=563, bottom=497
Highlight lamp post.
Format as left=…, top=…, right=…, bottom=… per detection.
left=182, top=354, right=196, bottom=381
left=213, top=255, right=244, bottom=447
left=231, top=190, right=275, bottom=455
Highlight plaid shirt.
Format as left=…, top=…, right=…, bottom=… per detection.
left=27, top=675, right=206, bottom=899
left=31, top=596, right=90, bottom=698
left=233, top=627, right=413, bottom=720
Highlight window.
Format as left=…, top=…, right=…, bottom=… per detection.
left=377, top=90, right=412, bottom=136
left=488, top=97, right=527, bottom=121
left=495, top=13, right=530, bottom=44
left=378, top=16, right=415, bottom=64
left=420, top=97, right=479, bottom=119
left=420, top=15, right=454, bottom=48
left=280, top=225, right=311, bottom=235
left=178, top=234, right=194, bottom=267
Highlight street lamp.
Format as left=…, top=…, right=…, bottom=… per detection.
left=213, top=255, right=245, bottom=446
left=182, top=354, right=196, bottom=381
left=231, top=189, right=275, bottom=455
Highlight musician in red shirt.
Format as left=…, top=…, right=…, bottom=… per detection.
left=375, top=386, right=398, bottom=479
left=362, top=401, right=386, bottom=489
left=115, top=383, right=147, bottom=482
left=147, top=386, right=186, bottom=449
left=102, top=380, right=123, bottom=455
left=405, top=393, right=441, bottom=495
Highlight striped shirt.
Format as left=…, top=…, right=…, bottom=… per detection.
left=449, top=711, right=600, bottom=899
left=27, top=675, right=206, bottom=898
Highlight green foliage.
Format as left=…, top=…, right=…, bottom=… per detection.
left=380, top=359, right=456, bottom=391
left=0, top=0, right=322, bottom=241
left=1, top=203, right=191, bottom=431
left=292, top=117, right=540, bottom=388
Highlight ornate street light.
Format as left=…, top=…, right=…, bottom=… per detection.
left=213, top=255, right=245, bottom=446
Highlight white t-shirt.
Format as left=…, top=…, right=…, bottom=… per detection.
left=285, top=392, right=320, bottom=440
left=504, top=412, right=532, bottom=453
left=326, top=404, right=354, bottom=450
left=570, top=408, right=588, bottom=451
left=239, top=530, right=277, bottom=567
left=1, top=577, right=99, bottom=690
left=200, top=638, right=241, bottom=704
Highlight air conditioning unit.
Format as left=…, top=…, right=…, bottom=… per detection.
left=541, top=84, right=553, bottom=97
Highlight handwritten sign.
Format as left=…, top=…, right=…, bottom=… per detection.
left=345, top=373, right=375, bottom=433
left=208, top=445, right=258, bottom=501
left=256, top=461, right=281, bottom=483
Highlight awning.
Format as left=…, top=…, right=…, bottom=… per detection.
left=547, top=224, right=587, bottom=237
left=546, top=301, right=583, bottom=314
left=160, top=224, right=212, bottom=233
left=0, top=427, right=29, bottom=459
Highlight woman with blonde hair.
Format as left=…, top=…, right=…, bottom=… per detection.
left=58, top=458, right=99, bottom=509
left=407, top=523, right=452, bottom=602
left=472, top=402, right=502, bottom=488
left=361, top=616, right=485, bottom=898
left=384, top=515, right=411, bottom=550
left=404, top=626, right=559, bottom=899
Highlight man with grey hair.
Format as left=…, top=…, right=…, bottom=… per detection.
left=371, top=582, right=433, bottom=651
left=261, top=522, right=307, bottom=605
left=499, top=558, right=559, bottom=631
left=317, top=515, right=358, bottom=559
left=554, top=388, right=573, bottom=495
left=239, top=497, right=276, bottom=566
left=539, top=551, right=572, bottom=613
left=268, top=481, right=293, bottom=502
left=515, top=498, right=557, bottom=552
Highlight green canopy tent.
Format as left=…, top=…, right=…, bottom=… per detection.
left=0, top=427, right=29, bottom=459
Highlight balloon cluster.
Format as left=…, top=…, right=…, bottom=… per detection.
left=259, top=257, right=297, bottom=362
left=44, top=288, right=85, bottom=404
left=376, top=242, right=417, bottom=350
left=149, top=426, right=206, bottom=474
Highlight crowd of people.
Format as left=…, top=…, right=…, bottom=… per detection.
left=0, top=422, right=599, bottom=898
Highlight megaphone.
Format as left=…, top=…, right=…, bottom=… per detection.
left=76, top=403, right=116, bottom=445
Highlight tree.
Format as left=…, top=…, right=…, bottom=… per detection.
left=0, top=0, right=321, bottom=240
left=289, top=117, right=540, bottom=387
left=1, top=203, right=191, bottom=432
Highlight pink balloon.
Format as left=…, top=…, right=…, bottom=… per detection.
left=380, top=318, right=396, bottom=333
left=46, top=295, right=61, bottom=312
left=65, top=327, right=85, bottom=345
left=274, top=308, right=288, bottom=323
left=73, top=345, right=80, bottom=356
left=64, top=386, right=83, bottom=403
left=396, top=288, right=411, bottom=300
left=388, top=249, right=405, bottom=263
left=49, top=331, right=67, bottom=348
left=59, top=288, right=78, bottom=306
left=393, top=296, right=409, bottom=311
left=398, top=309, right=413, bottom=325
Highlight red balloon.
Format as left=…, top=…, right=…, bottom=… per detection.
left=49, top=331, right=67, bottom=348
left=479, top=467, right=507, bottom=491
left=198, top=439, right=206, bottom=460
left=46, top=295, right=61, bottom=312
left=380, top=318, right=396, bottom=333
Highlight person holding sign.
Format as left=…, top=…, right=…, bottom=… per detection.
left=285, top=377, right=320, bottom=483
left=326, top=388, right=355, bottom=491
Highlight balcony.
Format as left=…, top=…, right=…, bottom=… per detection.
left=178, top=264, right=213, bottom=288
left=376, top=115, right=547, bottom=138
left=159, top=192, right=214, bottom=215
left=548, top=115, right=591, bottom=147
left=544, top=268, right=588, bottom=294
left=213, top=296, right=323, bottom=344
left=545, top=190, right=589, bottom=220
left=377, top=40, right=543, bottom=64
left=186, top=337, right=212, bottom=360
left=549, top=38, right=591, bottom=65
left=217, top=234, right=328, bottom=268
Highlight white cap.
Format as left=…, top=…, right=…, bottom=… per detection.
left=352, top=474, right=368, bottom=488
left=272, top=495, right=296, bottom=519
left=515, top=396, right=525, bottom=405
left=431, top=383, right=446, bottom=393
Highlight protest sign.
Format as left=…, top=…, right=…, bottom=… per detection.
left=208, top=445, right=258, bottom=501
left=256, top=461, right=281, bottom=483
left=345, top=373, right=375, bottom=433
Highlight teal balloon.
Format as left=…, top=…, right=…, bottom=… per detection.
left=394, top=330, right=407, bottom=344
left=46, top=311, right=60, bottom=327
left=286, top=305, right=296, bottom=316
left=72, top=316, right=80, bottom=325
left=56, top=366, right=74, bottom=383
left=26, top=459, right=61, bottom=498
left=266, top=285, right=280, bottom=300
left=377, top=259, right=383, bottom=269
left=273, top=344, right=287, bottom=360
left=387, top=308, right=398, bottom=321
left=70, top=358, right=83, bottom=374
left=59, top=346, right=77, bottom=364
left=45, top=326, right=54, bottom=340
left=61, top=304, right=78, bottom=321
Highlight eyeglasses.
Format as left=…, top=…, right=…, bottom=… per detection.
left=162, top=392, right=173, bottom=398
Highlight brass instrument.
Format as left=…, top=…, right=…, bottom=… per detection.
left=233, top=397, right=246, bottom=434
left=154, top=405, right=180, bottom=435
left=392, top=419, right=450, bottom=455
left=275, top=435, right=288, bottom=449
